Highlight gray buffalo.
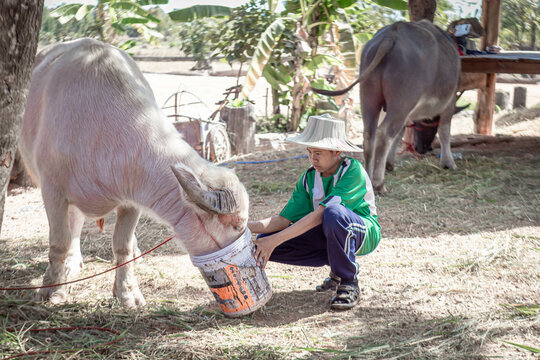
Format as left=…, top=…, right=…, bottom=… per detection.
left=313, top=20, right=460, bottom=194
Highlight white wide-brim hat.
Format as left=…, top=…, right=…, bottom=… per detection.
left=286, top=114, right=362, bottom=152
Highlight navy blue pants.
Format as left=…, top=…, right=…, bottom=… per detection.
left=257, top=204, right=367, bottom=281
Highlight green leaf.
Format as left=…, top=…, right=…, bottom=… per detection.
left=319, top=54, right=343, bottom=66
left=168, top=5, right=232, bottom=22
left=109, top=1, right=143, bottom=10
left=120, top=17, right=150, bottom=24
left=241, top=17, right=293, bottom=98
left=303, top=54, right=343, bottom=76
left=137, top=25, right=164, bottom=40
left=108, top=1, right=160, bottom=23
left=311, top=78, right=335, bottom=91
left=111, top=22, right=126, bottom=32
left=50, top=3, right=83, bottom=24
left=136, top=0, right=169, bottom=5
left=501, top=341, right=540, bottom=353
left=118, top=39, right=137, bottom=51
left=230, top=98, right=246, bottom=107
left=337, top=0, right=357, bottom=8
left=50, top=3, right=81, bottom=17
left=276, top=64, right=293, bottom=83
left=372, top=0, right=408, bottom=11
left=75, top=4, right=94, bottom=21
left=262, top=65, right=291, bottom=90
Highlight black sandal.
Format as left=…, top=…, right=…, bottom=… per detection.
left=315, top=272, right=340, bottom=292
left=330, top=284, right=360, bottom=310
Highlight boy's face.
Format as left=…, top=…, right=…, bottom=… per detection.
left=307, top=147, right=342, bottom=177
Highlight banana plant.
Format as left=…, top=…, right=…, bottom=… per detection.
left=50, top=0, right=169, bottom=47
left=239, top=0, right=358, bottom=130
left=238, top=0, right=408, bottom=130
left=240, top=17, right=294, bottom=99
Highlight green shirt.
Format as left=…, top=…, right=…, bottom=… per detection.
left=280, top=157, right=381, bottom=255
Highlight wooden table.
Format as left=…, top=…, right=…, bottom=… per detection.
left=460, top=51, right=540, bottom=135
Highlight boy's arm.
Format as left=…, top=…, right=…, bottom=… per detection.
left=254, top=205, right=325, bottom=268
left=248, top=215, right=291, bottom=234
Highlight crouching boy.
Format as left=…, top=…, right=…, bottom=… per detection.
left=248, top=114, right=381, bottom=310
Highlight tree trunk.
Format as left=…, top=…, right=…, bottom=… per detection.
left=290, top=22, right=306, bottom=131
left=10, top=150, right=33, bottom=187
left=408, top=0, right=437, bottom=22
left=271, top=87, right=280, bottom=116
left=0, top=0, right=43, bottom=235
left=531, top=22, right=537, bottom=51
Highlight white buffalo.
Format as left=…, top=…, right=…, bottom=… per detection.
left=19, top=38, right=249, bottom=307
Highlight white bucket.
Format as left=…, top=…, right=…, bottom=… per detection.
left=190, top=228, right=272, bottom=317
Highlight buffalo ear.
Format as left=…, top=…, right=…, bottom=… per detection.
left=171, top=164, right=238, bottom=215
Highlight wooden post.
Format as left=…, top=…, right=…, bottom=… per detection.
left=513, top=86, right=527, bottom=108
left=474, top=0, right=502, bottom=135
left=220, top=104, right=256, bottom=155
left=495, top=90, right=509, bottom=110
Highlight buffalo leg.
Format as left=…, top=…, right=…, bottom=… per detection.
left=386, top=125, right=406, bottom=172
left=65, top=205, right=85, bottom=280
left=371, top=113, right=405, bottom=194
left=437, top=105, right=457, bottom=170
left=361, top=102, right=382, bottom=178
left=36, top=184, right=71, bottom=303
left=112, top=206, right=145, bottom=307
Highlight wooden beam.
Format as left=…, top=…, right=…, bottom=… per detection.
left=475, top=0, right=502, bottom=135
left=462, top=56, right=540, bottom=74
left=459, top=72, right=487, bottom=91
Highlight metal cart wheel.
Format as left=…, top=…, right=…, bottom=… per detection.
left=205, top=126, right=231, bottom=163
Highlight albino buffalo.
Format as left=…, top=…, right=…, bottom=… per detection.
left=313, top=20, right=460, bottom=194
left=20, top=38, right=249, bottom=307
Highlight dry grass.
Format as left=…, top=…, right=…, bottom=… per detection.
left=2, top=143, right=539, bottom=359
left=1, top=119, right=539, bottom=358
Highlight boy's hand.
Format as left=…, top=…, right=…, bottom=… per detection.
left=253, top=235, right=280, bottom=270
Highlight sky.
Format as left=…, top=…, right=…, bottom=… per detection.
left=44, top=0, right=483, bottom=17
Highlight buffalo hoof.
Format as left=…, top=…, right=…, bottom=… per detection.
left=374, top=184, right=387, bottom=196
left=35, top=286, right=67, bottom=304
left=113, top=275, right=146, bottom=308
left=440, top=159, right=457, bottom=170
left=113, top=287, right=146, bottom=308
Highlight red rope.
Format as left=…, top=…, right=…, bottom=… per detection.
left=1, top=236, right=174, bottom=358
left=398, top=126, right=421, bottom=160
left=0, top=236, right=174, bottom=291
left=3, top=326, right=123, bottom=359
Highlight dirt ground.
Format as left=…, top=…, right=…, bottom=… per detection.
left=1, top=61, right=539, bottom=359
